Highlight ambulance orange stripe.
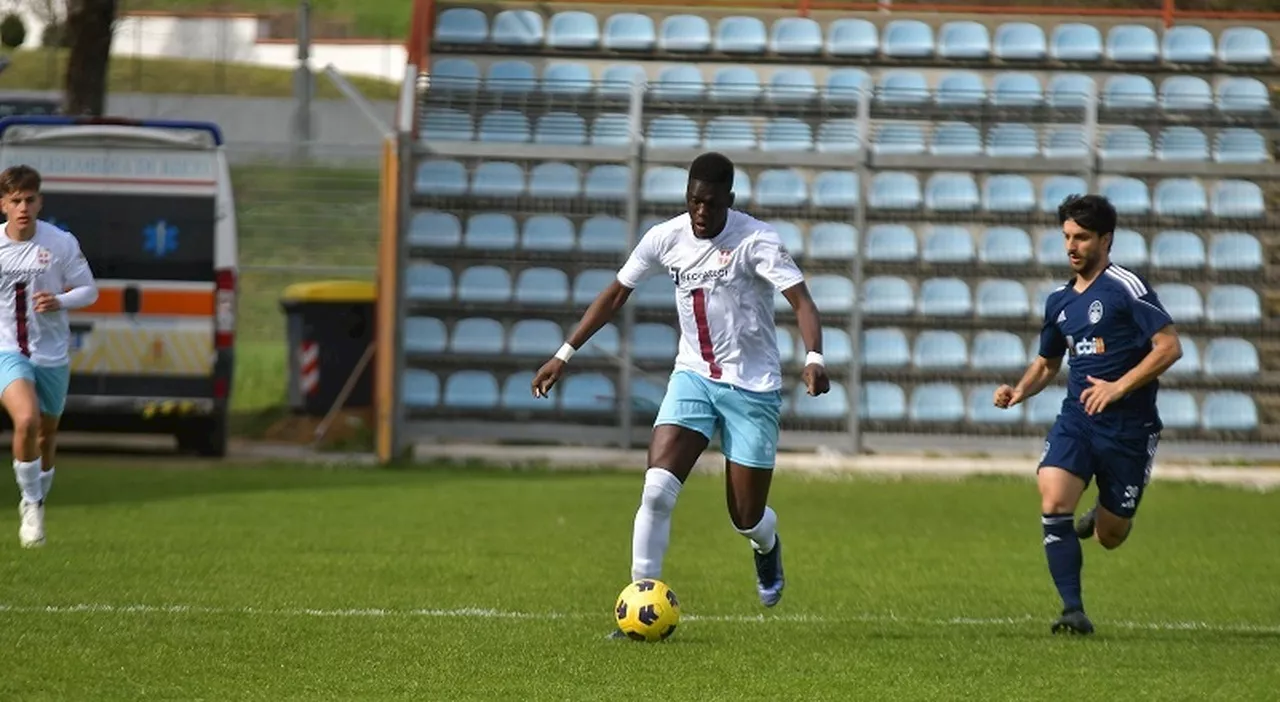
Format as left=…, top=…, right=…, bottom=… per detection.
left=80, top=289, right=215, bottom=316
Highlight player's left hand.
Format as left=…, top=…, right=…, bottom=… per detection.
left=802, top=363, right=830, bottom=396
left=33, top=291, right=61, bottom=313
left=1080, top=375, right=1125, bottom=416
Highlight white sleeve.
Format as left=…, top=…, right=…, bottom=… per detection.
left=56, top=235, right=98, bottom=310
left=750, top=232, right=805, bottom=291
left=616, top=228, right=662, bottom=289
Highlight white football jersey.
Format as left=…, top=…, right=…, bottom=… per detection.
left=617, top=210, right=805, bottom=393
left=0, top=220, right=96, bottom=366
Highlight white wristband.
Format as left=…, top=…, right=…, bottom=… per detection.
left=554, top=342, right=576, bottom=363
left=805, top=351, right=825, bottom=367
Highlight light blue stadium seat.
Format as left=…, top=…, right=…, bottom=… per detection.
left=630, top=377, right=667, bottom=415
left=709, top=67, right=762, bottom=103
left=571, top=269, right=615, bottom=306
left=935, top=71, right=986, bottom=106
left=771, top=17, right=821, bottom=55
left=816, top=119, right=861, bottom=154
left=1201, top=392, right=1258, bottom=431
left=659, top=14, right=711, bottom=52
left=775, top=327, right=796, bottom=365
left=541, top=63, right=593, bottom=96
left=574, top=216, right=624, bottom=254
left=878, top=70, right=930, bottom=106
left=940, top=21, right=990, bottom=59
left=1040, top=176, right=1086, bottom=213
left=1036, top=229, right=1065, bottom=267
left=435, top=7, right=487, bottom=45
left=584, top=165, right=631, bottom=202
left=521, top=215, right=575, bottom=253
left=429, top=58, right=480, bottom=92
left=581, top=323, right=619, bottom=358
left=924, top=172, right=979, bottom=212
left=443, top=371, right=499, bottom=409
left=534, top=112, right=586, bottom=145
left=863, top=328, right=910, bottom=368
left=1167, top=335, right=1200, bottom=377
left=1050, top=23, right=1101, bottom=61
left=415, top=159, right=466, bottom=196
left=827, top=18, right=878, bottom=56
left=1154, top=178, right=1207, bottom=218
left=863, top=276, right=915, bottom=316
left=1113, top=229, right=1149, bottom=267
left=590, top=113, right=631, bottom=147
left=1156, top=390, right=1198, bottom=429
left=478, top=110, right=530, bottom=143
left=632, top=323, right=678, bottom=360
left=991, top=73, right=1042, bottom=107
left=485, top=60, right=537, bottom=95
left=404, top=317, right=447, bottom=354
left=994, top=22, right=1046, bottom=60
left=599, top=64, right=647, bottom=98
left=979, top=227, right=1033, bottom=264
left=1157, top=127, right=1208, bottom=161
left=1160, top=76, right=1212, bottom=111
left=761, top=118, right=813, bottom=152
left=809, top=223, right=858, bottom=260
left=866, top=224, right=918, bottom=262
left=1027, top=387, right=1066, bottom=425
left=421, top=108, right=473, bottom=141
left=1204, top=338, right=1260, bottom=378
left=651, top=65, right=704, bottom=102
left=1106, top=24, right=1159, bottom=62
left=642, top=166, right=687, bottom=204
left=1046, top=74, right=1096, bottom=108
left=883, top=20, right=933, bottom=57
left=770, top=220, right=805, bottom=255
left=931, top=122, right=981, bottom=156
left=910, top=383, right=965, bottom=423
left=402, top=369, right=440, bottom=408
left=733, top=168, right=753, bottom=202
left=873, top=124, right=926, bottom=155
left=1103, top=75, right=1156, bottom=109
left=464, top=212, right=518, bottom=250
left=861, top=382, right=905, bottom=421
left=1101, top=126, right=1153, bottom=160
left=1151, top=230, right=1206, bottom=269
left=1218, top=27, right=1272, bottom=65
left=561, top=373, right=616, bottom=413
left=987, top=122, right=1039, bottom=158
left=1212, top=180, right=1265, bottom=219
left=869, top=172, right=922, bottom=210
left=450, top=317, right=504, bottom=355
left=457, top=266, right=512, bottom=304
left=972, top=330, right=1026, bottom=371
left=1155, top=283, right=1203, bottom=322
left=408, top=210, right=460, bottom=248
left=976, top=279, right=1030, bottom=318
left=808, top=275, right=855, bottom=313
left=768, top=69, right=818, bottom=104
left=824, top=69, right=872, bottom=106
left=502, top=371, right=553, bottom=412
left=755, top=169, right=808, bottom=208
left=515, top=267, right=570, bottom=305
left=547, top=11, right=599, bottom=49
left=913, top=330, right=968, bottom=369
left=471, top=161, right=525, bottom=199
left=646, top=114, right=700, bottom=150
left=603, top=13, right=656, bottom=51
left=818, top=328, right=853, bottom=365
left=1163, top=25, right=1213, bottom=63
left=1207, top=285, right=1261, bottom=324
left=792, top=382, right=849, bottom=420
left=634, top=275, right=676, bottom=309
left=406, top=263, right=452, bottom=301
left=1208, top=232, right=1263, bottom=271
left=969, top=385, right=1023, bottom=424
left=1042, top=126, right=1088, bottom=159
left=703, top=116, right=756, bottom=150
left=1213, top=128, right=1266, bottom=164
left=716, top=16, right=767, bottom=54
left=983, top=175, right=1035, bottom=213
left=922, top=226, right=974, bottom=263
left=1099, top=176, right=1150, bottom=215
left=491, top=9, right=543, bottom=47
left=1216, top=77, right=1271, bottom=113
left=919, top=278, right=972, bottom=317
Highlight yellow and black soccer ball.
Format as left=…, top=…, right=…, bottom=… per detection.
left=614, top=578, right=681, bottom=642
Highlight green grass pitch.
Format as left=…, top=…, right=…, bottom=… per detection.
left=1, top=461, right=1277, bottom=700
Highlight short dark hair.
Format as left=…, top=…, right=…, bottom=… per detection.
left=1057, top=193, right=1117, bottom=236
left=688, top=152, right=734, bottom=189
left=0, top=165, right=40, bottom=196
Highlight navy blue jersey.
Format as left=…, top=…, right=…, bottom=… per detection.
left=1039, top=264, right=1174, bottom=430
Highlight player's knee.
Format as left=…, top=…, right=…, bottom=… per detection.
left=1096, top=522, right=1130, bottom=550
left=1039, top=496, right=1076, bottom=515
left=11, top=411, right=38, bottom=443
left=640, top=468, right=682, bottom=515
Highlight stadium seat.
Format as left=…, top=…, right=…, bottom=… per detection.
left=478, top=110, right=530, bottom=143
left=443, top=371, right=500, bottom=409
left=547, top=11, right=599, bottom=49
left=1217, top=27, right=1272, bottom=65
left=703, top=116, right=756, bottom=150
left=732, top=168, right=753, bottom=202
left=1155, top=283, right=1203, bottom=322
left=930, top=122, right=982, bottom=156
left=1040, top=176, right=1087, bottom=214
left=571, top=270, right=615, bottom=306
left=578, top=216, right=628, bottom=254
left=715, top=16, right=767, bottom=54
left=402, top=369, right=441, bottom=408
left=1154, top=179, right=1207, bottom=218
left=651, top=65, right=704, bottom=102
left=1156, top=390, right=1198, bottom=429
left=633, top=323, right=678, bottom=359
left=1156, top=127, right=1208, bottom=161
left=1212, top=180, right=1265, bottom=219
left=883, top=19, right=933, bottom=57
left=770, top=220, right=806, bottom=255
left=776, top=328, right=796, bottom=366
left=1100, top=126, right=1153, bottom=160
left=761, top=118, right=813, bottom=152
left=404, top=317, right=447, bottom=355
left=755, top=169, right=808, bottom=208
left=1112, top=229, right=1149, bottom=267
left=603, top=13, right=656, bottom=51
left=590, top=113, right=631, bottom=147
left=979, top=227, right=1033, bottom=264
left=457, top=266, right=512, bottom=304
left=913, top=330, right=968, bottom=369
left=969, top=385, right=1023, bottom=424
left=659, top=14, right=712, bottom=52
left=994, top=22, right=1047, bottom=60
left=1098, top=177, right=1150, bottom=215
left=534, top=112, right=587, bottom=145
left=709, top=67, right=762, bottom=103
left=824, top=69, right=872, bottom=106
left=561, top=374, right=616, bottom=413
left=429, top=58, right=480, bottom=92
left=1102, top=75, right=1156, bottom=109
left=630, top=377, right=667, bottom=414
left=647, top=114, right=700, bottom=150
left=1160, top=76, right=1212, bottom=111
left=863, top=328, right=911, bottom=368
left=818, top=328, right=853, bottom=365
left=421, top=108, right=473, bottom=142
left=771, top=17, right=822, bottom=55
left=1150, top=230, right=1206, bottom=269
left=939, top=21, right=990, bottom=59
left=976, top=279, right=1030, bottom=318
left=1050, top=23, right=1102, bottom=61
left=1213, top=128, right=1266, bottom=164
left=983, top=175, right=1035, bottom=213
left=642, top=166, right=686, bottom=204
left=808, top=275, right=855, bottom=313
left=1201, top=392, right=1258, bottom=432
left=935, top=71, right=986, bottom=106
left=860, top=382, right=905, bottom=421
left=491, top=9, right=543, bottom=47
left=866, top=224, right=918, bottom=262
left=826, top=18, right=878, bottom=56
left=406, top=263, right=452, bottom=302
left=485, top=60, right=537, bottom=95
left=1208, top=232, right=1263, bottom=271
left=415, top=159, right=466, bottom=197
left=1167, top=335, right=1200, bottom=376
left=1204, top=338, right=1260, bottom=378
left=816, top=119, right=862, bottom=154
left=972, top=330, right=1026, bottom=371
left=924, top=172, right=979, bottom=212
left=634, top=276, right=676, bottom=309
left=793, top=382, right=849, bottom=420
left=922, top=226, right=974, bottom=263
left=463, top=213, right=518, bottom=250
left=986, top=122, right=1039, bottom=158
left=909, top=383, right=965, bottom=423
left=863, top=276, right=915, bottom=316
left=501, top=371, right=553, bottom=412
left=408, top=210, right=461, bottom=248
left=580, top=323, right=619, bottom=358
left=521, top=215, right=575, bottom=252
left=1162, top=25, right=1213, bottom=64
left=919, top=278, right=972, bottom=317
left=1042, top=126, right=1088, bottom=159
left=873, top=124, right=927, bottom=155
left=1207, top=285, right=1261, bottom=324
left=471, top=161, right=525, bottom=198
left=584, top=165, right=631, bottom=202
left=1216, top=77, right=1271, bottom=113
left=878, top=71, right=930, bottom=106
left=450, top=317, right=504, bottom=355
left=990, top=73, right=1042, bottom=107
left=599, top=64, right=647, bottom=98
left=809, top=223, right=858, bottom=260
left=1035, top=229, right=1065, bottom=266
left=515, top=268, right=570, bottom=305
left=1046, top=74, right=1096, bottom=108
left=435, top=7, right=487, bottom=45
left=1027, top=387, right=1065, bottom=425
left=869, top=172, right=922, bottom=210
left=541, top=63, right=593, bottom=96
left=1106, top=24, right=1158, bottom=62
left=529, top=163, right=582, bottom=200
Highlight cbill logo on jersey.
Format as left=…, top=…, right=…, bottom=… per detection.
left=1069, top=336, right=1106, bottom=357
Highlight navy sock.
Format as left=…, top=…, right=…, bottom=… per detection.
left=1042, top=513, right=1083, bottom=612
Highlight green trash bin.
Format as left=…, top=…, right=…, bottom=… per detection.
left=280, top=281, right=377, bottom=416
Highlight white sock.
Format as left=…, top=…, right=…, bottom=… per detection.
left=630, top=467, right=683, bottom=581
left=13, top=458, right=42, bottom=504
left=737, top=506, right=778, bottom=554
left=39, top=468, right=54, bottom=501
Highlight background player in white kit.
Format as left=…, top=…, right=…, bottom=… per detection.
left=532, top=153, right=830, bottom=634
left=0, top=165, right=99, bottom=547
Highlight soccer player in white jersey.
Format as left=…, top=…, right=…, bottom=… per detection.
left=0, top=165, right=98, bottom=548
left=532, top=153, right=830, bottom=634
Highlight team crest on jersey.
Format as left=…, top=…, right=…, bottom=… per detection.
left=717, top=249, right=733, bottom=267
left=1088, top=300, right=1104, bottom=324
left=35, top=248, right=50, bottom=266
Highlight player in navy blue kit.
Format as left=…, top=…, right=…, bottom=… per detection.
left=994, top=194, right=1184, bottom=635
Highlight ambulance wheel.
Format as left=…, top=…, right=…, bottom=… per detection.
left=176, top=416, right=228, bottom=458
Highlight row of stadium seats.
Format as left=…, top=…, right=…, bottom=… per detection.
left=409, top=212, right=1264, bottom=271
left=429, top=60, right=1273, bottom=112
left=434, top=9, right=1273, bottom=66
left=405, top=264, right=1263, bottom=323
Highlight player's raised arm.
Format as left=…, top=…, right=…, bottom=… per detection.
left=995, top=295, right=1066, bottom=409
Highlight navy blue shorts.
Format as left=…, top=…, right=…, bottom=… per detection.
left=1038, top=410, right=1160, bottom=519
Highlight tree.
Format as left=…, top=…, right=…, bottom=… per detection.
left=62, top=0, right=117, bottom=116
left=0, top=14, right=26, bottom=49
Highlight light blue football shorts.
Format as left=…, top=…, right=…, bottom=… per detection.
left=654, top=370, right=783, bottom=470
left=0, top=352, right=70, bottom=417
